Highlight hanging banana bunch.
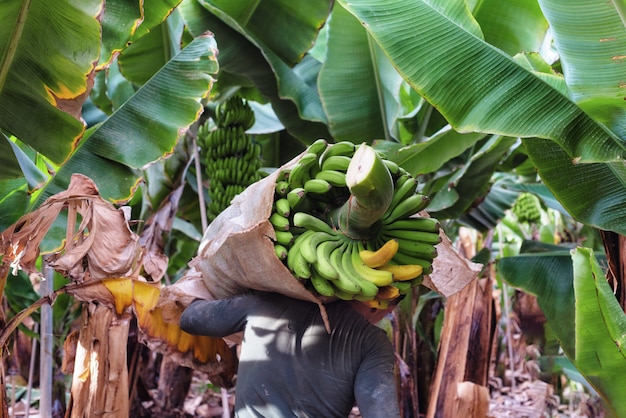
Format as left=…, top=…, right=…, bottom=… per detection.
left=270, top=139, right=441, bottom=308
left=197, top=96, right=262, bottom=221
left=511, top=192, right=542, bottom=224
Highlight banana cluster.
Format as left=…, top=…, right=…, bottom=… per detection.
left=511, top=192, right=542, bottom=224
left=270, top=139, right=441, bottom=308
left=198, top=96, right=263, bottom=220
left=214, top=94, right=256, bottom=130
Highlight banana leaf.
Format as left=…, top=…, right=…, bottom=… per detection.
left=180, top=0, right=331, bottom=143
left=338, top=0, right=626, bottom=234
left=498, top=246, right=626, bottom=417
left=318, top=3, right=402, bottom=142
left=31, top=34, right=219, bottom=207
left=0, top=0, right=101, bottom=165
left=473, top=0, right=548, bottom=56
left=118, top=9, right=185, bottom=85
left=497, top=249, right=576, bottom=355
left=427, top=135, right=517, bottom=219
left=539, top=0, right=626, bottom=138
left=572, top=247, right=626, bottom=416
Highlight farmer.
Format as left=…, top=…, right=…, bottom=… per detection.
left=180, top=291, right=401, bottom=418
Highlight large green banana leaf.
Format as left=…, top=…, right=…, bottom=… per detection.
left=93, top=0, right=185, bottom=114
left=428, top=135, right=518, bottom=219
left=498, top=247, right=626, bottom=417
left=98, top=0, right=143, bottom=68
left=539, top=0, right=626, bottom=138
left=0, top=0, right=101, bottom=166
left=338, top=0, right=626, bottom=234
left=99, top=0, right=183, bottom=67
left=572, top=247, right=626, bottom=416
left=197, top=0, right=329, bottom=67
left=180, top=0, right=331, bottom=143
left=118, top=11, right=185, bottom=86
left=498, top=248, right=576, bottom=354
left=473, top=0, right=548, bottom=56
left=31, top=34, right=219, bottom=207
left=318, top=3, right=402, bottom=142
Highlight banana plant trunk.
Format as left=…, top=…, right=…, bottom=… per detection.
left=426, top=233, right=495, bottom=418
left=67, top=302, right=130, bottom=418
left=599, top=231, right=626, bottom=312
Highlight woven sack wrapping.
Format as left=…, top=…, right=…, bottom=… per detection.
left=188, top=152, right=331, bottom=327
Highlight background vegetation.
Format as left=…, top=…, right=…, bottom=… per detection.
left=1, top=0, right=625, bottom=416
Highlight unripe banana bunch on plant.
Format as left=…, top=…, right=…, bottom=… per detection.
left=269, top=139, right=441, bottom=308
left=197, top=96, right=263, bottom=221
left=511, top=192, right=542, bottom=224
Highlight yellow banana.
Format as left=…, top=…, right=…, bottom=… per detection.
left=358, top=239, right=399, bottom=268
left=377, top=263, right=423, bottom=281
left=376, top=285, right=401, bottom=301
left=350, top=242, right=394, bottom=287
left=361, top=299, right=390, bottom=310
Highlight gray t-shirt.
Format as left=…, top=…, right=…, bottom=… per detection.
left=180, top=291, right=400, bottom=418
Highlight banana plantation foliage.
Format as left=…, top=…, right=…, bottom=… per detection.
left=1, top=0, right=626, bottom=417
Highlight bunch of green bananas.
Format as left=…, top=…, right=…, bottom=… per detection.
left=270, top=139, right=441, bottom=308
left=198, top=96, right=262, bottom=220
left=511, top=192, right=542, bottom=224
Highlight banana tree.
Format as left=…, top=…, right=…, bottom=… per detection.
left=2, top=0, right=626, bottom=416
left=175, top=0, right=626, bottom=413
left=0, top=1, right=231, bottom=416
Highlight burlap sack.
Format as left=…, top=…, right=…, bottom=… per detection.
left=187, top=150, right=481, bottom=330
left=188, top=152, right=332, bottom=326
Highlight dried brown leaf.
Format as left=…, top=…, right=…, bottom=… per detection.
left=64, top=275, right=236, bottom=383
left=425, top=232, right=483, bottom=297
left=0, top=174, right=141, bottom=285
left=138, top=185, right=185, bottom=281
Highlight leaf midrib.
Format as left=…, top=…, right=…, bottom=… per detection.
left=0, top=0, right=32, bottom=93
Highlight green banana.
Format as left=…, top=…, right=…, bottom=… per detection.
left=320, top=141, right=356, bottom=164
left=332, top=284, right=357, bottom=300
left=299, top=231, right=338, bottom=264
left=391, top=251, right=433, bottom=274
left=307, top=138, right=329, bottom=157
left=394, top=241, right=438, bottom=261
left=287, top=188, right=307, bottom=209
left=351, top=242, right=394, bottom=286
left=339, top=241, right=379, bottom=298
left=314, top=239, right=344, bottom=280
left=274, top=244, right=288, bottom=261
left=382, top=217, right=441, bottom=233
left=386, top=175, right=417, bottom=213
left=274, top=198, right=291, bottom=218
left=292, top=212, right=335, bottom=235
left=381, top=228, right=441, bottom=245
left=328, top=241, right=362, bottom=294
left=382, top=159, right=401, bottom=176
left=309, top=268, right=336, bottom=297
left=269, top=212, right=290, bottom=231
left=288, top=153, right=319, bottom=189
left=244, top=143, right=261, bottom=161
left=315, top=169, right=347, bottom=187
left=382, top=193, right=431, bottom=225
left=320, top=155, right=352, bottom=172
left=287, top=230, right=313, bottom=279
left=304, top=178, right=332, bottom=194
left=275, top=169, right=289, bottom=183
left=274, top=230, right=294, bottom=246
